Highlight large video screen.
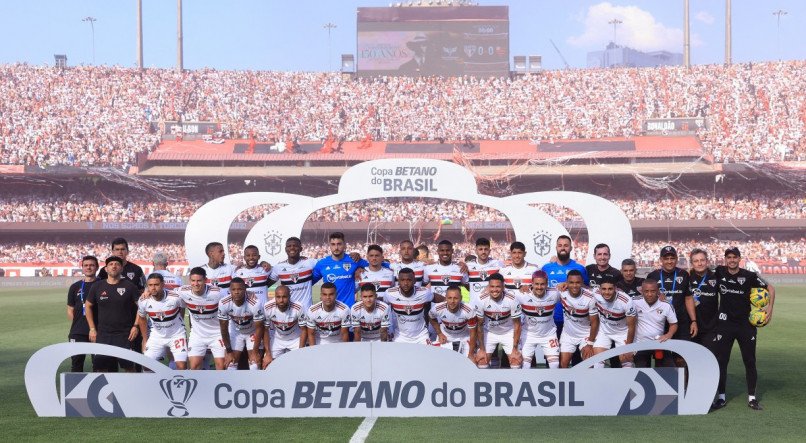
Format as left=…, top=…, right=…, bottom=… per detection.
left=356, top=6, right=509, bottom=77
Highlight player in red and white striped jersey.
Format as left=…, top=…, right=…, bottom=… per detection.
left=559, top=270, right=600, bottom=368
left=351, top=283, right=390, bottom=342
left=356, top=245, right=395, bottom=303
left=592, top=276, right=636, bottom=368
left=218, top=278, right=265, bottom=370
left=428, top=285, right=478, bottom=358
left=385, top=268, right=433, bottom=344
left=201, top=242, right=237, bottom=297
left=466, top=238, right=504, bottom=304
left=475, top=273, right=523, bottom=368
left=390, top=240, right=425, bottom=287
left=235, top=245, right=271, bottom=307
left=305, top=283, right=350, bottom=345
left=174, top=267, right=226, bottom=370
left=151, top=253, right=183, bottom=290
left=269, top=237, right=317, bottom=311
left=516, top=270, right=561, bottom=369
left=500, top=242, right=539, bottom=293
left=137, top=273, right=187, bottom=369
left=262, top=285, right=306, bottom=367
left=423, top=240, right=468, bottom=301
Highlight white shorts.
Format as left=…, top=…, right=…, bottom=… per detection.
left=520, top=334, right=560, bottom=361
left=232, top=331, right=258, bottom=352
left=270, top=337, right=301, bottom=358
left=435, top=338, right=471, bottom=357
left=484, top=330, right=516, bottom=355
left=188, top=333, right=226, bottom=358
left=394, top=329, right=431, bottom=345
left=559, top=333, right=589, bottom=354
left=594, top=331, right=628, bottom=349
left=144, top=331, right=188, bottom=362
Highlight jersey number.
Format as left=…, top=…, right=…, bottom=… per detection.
left=173, top=338, right=186, bottom=349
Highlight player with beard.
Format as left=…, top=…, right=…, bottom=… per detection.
left=617, top=259, right=644, bottom=301
left=646, top=246, right=698, bottom=372
left=475, top=274, right=523, bottom=369
left=390, top=240, right=425, bottom=287
left=66, top=255, right=99, bottom=372
left=591, top=276, right=636, bottom=368
left=269, top=237, right=318, bottom=311
left=423, top=240, right=468, bottom=302
left=585, top=243, right=622, bottom=291
left=137, top=273, right=188, bottom=369
left=541, top=236, right=588, bottom=339
left=312, top=232, right=371, bottom=306
left=97, top=237, right=145, bottom=290
left=235, top=245, right=271, bottom=307
left=688, top=248, right=719, bottom=355
left=466, top=238, right=504, bottom=304
left=711, top=247, right=776, bottom=411
left=516, top=271, right=561, bottom=369
left=262, top=285, right=306, bottom=367
left=175, top=267, right=226, bottom=370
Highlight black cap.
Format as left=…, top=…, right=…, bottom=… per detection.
left=105, top=256, right=124, bottom=266
left=660, top=246, right=677, bottom=257
left=725, top=247, right=741, bottom=257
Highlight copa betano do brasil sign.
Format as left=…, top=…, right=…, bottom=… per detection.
left=26, top=341, right=718, bottom=417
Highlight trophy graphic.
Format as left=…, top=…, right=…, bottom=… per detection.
left=159, top=375, right=198, bottom=417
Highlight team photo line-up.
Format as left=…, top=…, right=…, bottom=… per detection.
left=68, top=232, right=775, bottom=411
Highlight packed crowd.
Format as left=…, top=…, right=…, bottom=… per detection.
left=0, top=190, right=803, bottom=223
left=1, top=238, right=802, bottom=269
left=2, top=60, right=805, bottom=168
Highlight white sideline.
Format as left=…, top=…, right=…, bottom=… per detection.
left=349, top=417, right=377, bottom=443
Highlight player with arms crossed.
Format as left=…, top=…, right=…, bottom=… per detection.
left=633, top=279, right=678, bottom=367
left=711, top=247, right=776, bottom=411
left=591, top=275, right=636, bottom=368
left=305, top=283, right=350, bottom=345
left=558, top=270, right=599, bottom=368
left=516, top=270, right=561, bottom=369
left=475, top=273, right=523, bottom=369
left=262, top=285, right=306, bottom=367
left=351, top=283, right=390, bottom=342
left=429, top=285, right=478, bottom=358
left=385, top=268, right=434, bottom=344
left=137, top=273, right=188, bottom=369
left=218, top=277, right=265, bottom=370
left=175, top=267, right=226, bottom=370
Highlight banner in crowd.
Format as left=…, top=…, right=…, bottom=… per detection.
left=185, top=159, right=633, bottom=267
left=26, top=340, right=717, bottom=418
left=643, top=117, right=706, bottom=135
left=154, top=121, right=221, bottom=136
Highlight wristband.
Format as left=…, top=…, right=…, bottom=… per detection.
left=89, top=328, right=96, bottom=332
left=585, top=340, right=594, bottom=347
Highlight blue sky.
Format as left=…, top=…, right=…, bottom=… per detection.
left=1, top=0, right=803, bottom=70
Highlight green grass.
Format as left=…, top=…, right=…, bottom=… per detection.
left=1, top=287, right=804, bottom=441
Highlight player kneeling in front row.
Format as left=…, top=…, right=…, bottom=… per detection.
left=137, top=273, right=188, bottom=370
left=218, top=277, right=265, bottom=370
left=385, top=268, right=434, bottom=344
left=351, top=284, right=390, bottom=342
left=262, top=285, right=306, bottom=368
left=175, top=267, right=226, bottom=370
left=476, top=273, right=523, bottom=368
left=592, top=276, right=636, bottom=368
left=305, top=283, right=350, bottom=345
left=429, top=285, right=478, bottom=358
left=559, top=270, right=599, bottom=368
left=516, top=271, right=560, bottom=369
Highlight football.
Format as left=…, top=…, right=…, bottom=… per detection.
left=749, top=287, right=770, bottom=308
left=749, top=308, right=768, bottom=327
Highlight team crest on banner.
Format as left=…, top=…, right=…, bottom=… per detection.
left=263, top=230, right=283, bottom=256
left=116, top=288, right=126, bottom=296
left=533, top=231, right=552, bottom=257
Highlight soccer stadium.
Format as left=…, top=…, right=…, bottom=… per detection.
left=1, top=0, right=805, bottom=441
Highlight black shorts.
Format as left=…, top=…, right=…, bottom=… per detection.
left=93, top=332, right=135, bottom=371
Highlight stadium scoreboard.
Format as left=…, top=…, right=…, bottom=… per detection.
left=356, top=5, right=509, bottom=77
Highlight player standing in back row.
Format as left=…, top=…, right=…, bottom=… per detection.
left=466, top=238, right=504, bottom=304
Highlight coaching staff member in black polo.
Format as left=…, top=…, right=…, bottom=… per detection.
left=711, top=247, right=776, bottom=411
left=85, top=256, right=141, bottom=372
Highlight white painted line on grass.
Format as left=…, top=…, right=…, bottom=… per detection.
left=349, top=416, right=377, bottom=443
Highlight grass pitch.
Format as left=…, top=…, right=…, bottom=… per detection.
left=1, top=286, right=804, bottom=442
